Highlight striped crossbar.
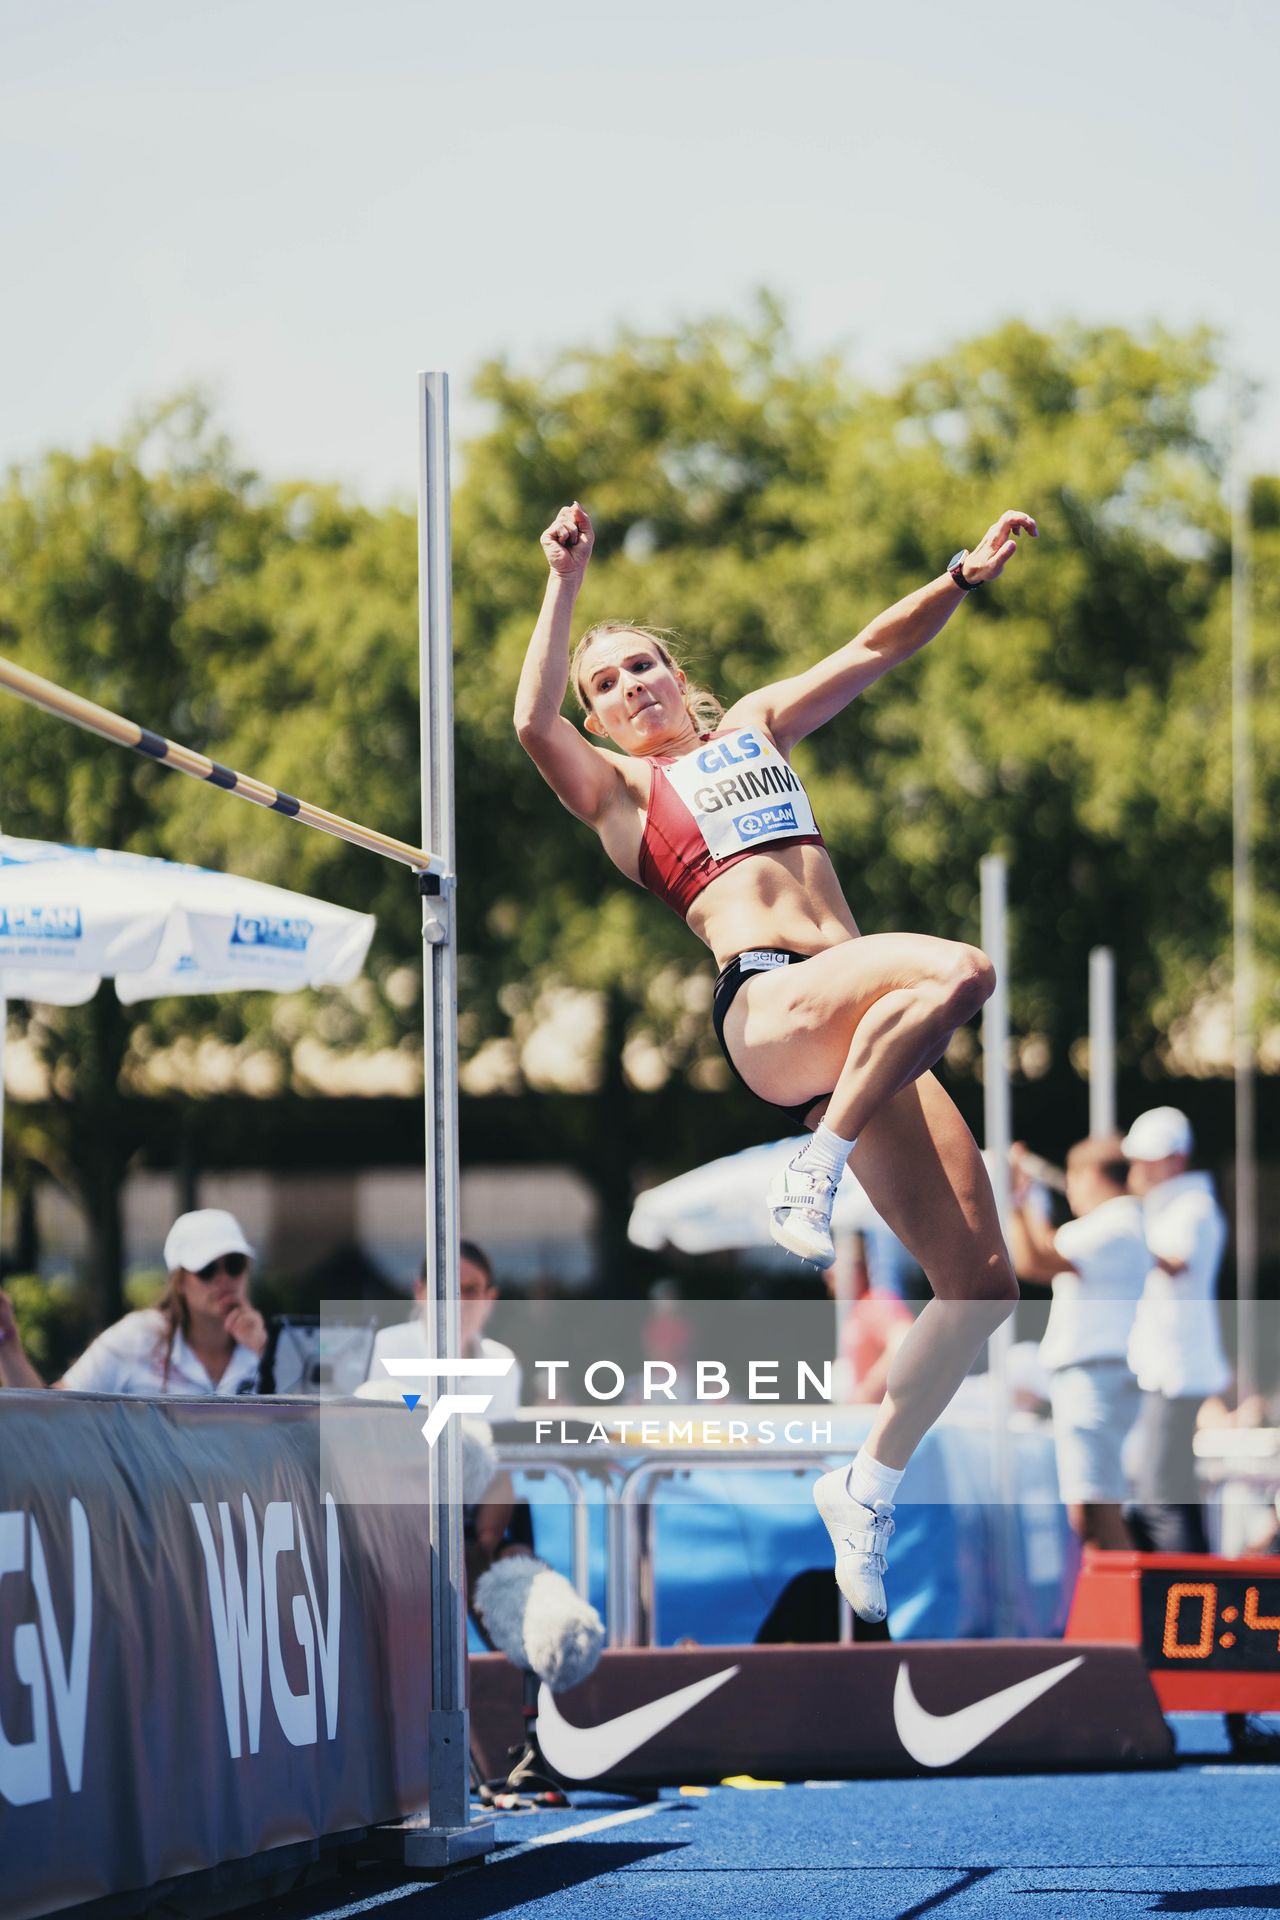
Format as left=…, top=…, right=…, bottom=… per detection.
left=0, top=654, right=447, bottom=879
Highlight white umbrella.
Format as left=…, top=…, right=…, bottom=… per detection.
left=0, top=835, right=375, bottom=1001
left=0, top=832, right=377, bottom=1237
left=627, top=1133, right=891, bottom=1255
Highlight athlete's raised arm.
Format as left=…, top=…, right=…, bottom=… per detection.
left=514, top=503, right=627, bottom=827
left=740, top=511, right=1038, bottom=755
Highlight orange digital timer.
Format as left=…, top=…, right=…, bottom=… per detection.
left=1065, top=1549, right=1280, bottom=1713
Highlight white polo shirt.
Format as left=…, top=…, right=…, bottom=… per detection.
left=369, top=1318, right=523, bottom=1421
left=1127, top=1171, right=1231, bottom=1398
left=1039, top=1193, right=1149, bottom=1371
left=60, top=1308, right=262, bottom=1396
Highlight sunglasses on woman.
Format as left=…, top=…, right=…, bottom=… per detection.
left=194, top=1253, right=249, bottom=1282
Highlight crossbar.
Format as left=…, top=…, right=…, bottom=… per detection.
left=0, top=653, right=448, bottom=879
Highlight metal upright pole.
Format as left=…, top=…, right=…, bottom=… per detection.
left=1088, top=947, right=1116, bottom=1138
left=0, top=988, right=7, bottom=1264
left=980, top=854, right=1018, bottom=1637
left=1230, top=376, right=1260, bottom=1411
left=981, top=858, right=1013, bottom=1225
left=390, top=371, right=490, bottom=1867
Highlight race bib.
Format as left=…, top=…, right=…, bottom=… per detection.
left=662, top=728, right=819, bottom=861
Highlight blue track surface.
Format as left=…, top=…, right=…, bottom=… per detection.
left=260, top=1718, right=1280, bottom=1920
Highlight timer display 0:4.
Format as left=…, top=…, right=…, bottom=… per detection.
left=1140, top=1575, right=1280, bottom=1671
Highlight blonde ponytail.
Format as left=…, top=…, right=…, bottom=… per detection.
left=152, top=1276, right=190, bottom=1392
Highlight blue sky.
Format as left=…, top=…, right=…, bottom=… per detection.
left=2, top=0, right=1273, bottom=500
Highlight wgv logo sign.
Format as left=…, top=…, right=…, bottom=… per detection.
left=190, top=1492, right=340, bottom=1758
left=0, top=905, right=82, bottom=941
left=380, top=1357, right=516, bottom=1445
left=230, top=913, right=313, bottom=953
left=0, top=1501, right=92, bottom=1806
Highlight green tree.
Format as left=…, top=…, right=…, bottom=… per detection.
left=0, top=398, right=279, bottom=1319
left=0, top=412, right=436, bottom=1321
left=154, top=486, right=425, bottom=1057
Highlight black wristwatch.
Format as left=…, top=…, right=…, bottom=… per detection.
left=948, top=549, right=979, bottom=592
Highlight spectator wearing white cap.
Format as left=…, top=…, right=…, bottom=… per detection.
left=1123, top=1107, right=1230, bottom=1554
left=56, top=1209, right=267, bottom=1396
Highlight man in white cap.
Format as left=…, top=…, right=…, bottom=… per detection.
left=1007, top=1135, right=1149, bottom=1551
left=52, top=1209, right=267, bottom=1395
left=1123, top=1107, right=1230, bottom=1553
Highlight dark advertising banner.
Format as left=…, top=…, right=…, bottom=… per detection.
left=470, top=1642, right=1173, bottom=1786
left=0, top=1392, right=433, bottom=1920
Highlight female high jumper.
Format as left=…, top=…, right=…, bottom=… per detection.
left=515, top=502, right=1036, bottom=1621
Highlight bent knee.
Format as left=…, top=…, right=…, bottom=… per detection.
left=936, top=943, right=996, bottom=1021
left=937, top=1251, right=1018, bottom=1308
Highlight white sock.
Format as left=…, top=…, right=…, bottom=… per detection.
left=844, top=1449, right=904, bottom=1512
left=793, top=1121, right=856, bottom=1183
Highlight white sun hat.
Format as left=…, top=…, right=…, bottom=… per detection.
left=1120, top=1106, right=1193, bottom=1163
left=163, top=1209, right=256, bottom=1274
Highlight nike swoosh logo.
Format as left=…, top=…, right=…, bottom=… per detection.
left=536, top=1665, right=740, bottom=1779
left=893, top=1655, right=1084, bottom=1768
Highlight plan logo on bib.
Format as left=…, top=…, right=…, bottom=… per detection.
left=735, top=803, right=798, bottom=843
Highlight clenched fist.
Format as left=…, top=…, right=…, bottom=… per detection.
left=541, top=502, right=594, bottom=582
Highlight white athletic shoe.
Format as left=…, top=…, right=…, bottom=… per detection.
left=813, top=1467, right=895, bottom=1624
left=765, top=1160, right=839, bottom=1268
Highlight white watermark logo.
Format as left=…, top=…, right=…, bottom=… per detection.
left=527, top=1358, right=833, bottom=1447
left=380, top=1356, right=517, bottom=1446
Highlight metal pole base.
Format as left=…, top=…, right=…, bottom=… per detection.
left=370, top=1814, right=495, bottom=1874
left=370, top=1708, right=494, bottom=1875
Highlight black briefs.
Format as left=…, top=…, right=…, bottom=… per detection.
left=711, top=949, right=832, bottom=1129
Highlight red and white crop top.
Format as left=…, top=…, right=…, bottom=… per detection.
left=636, top=725, right=826, bottom=921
